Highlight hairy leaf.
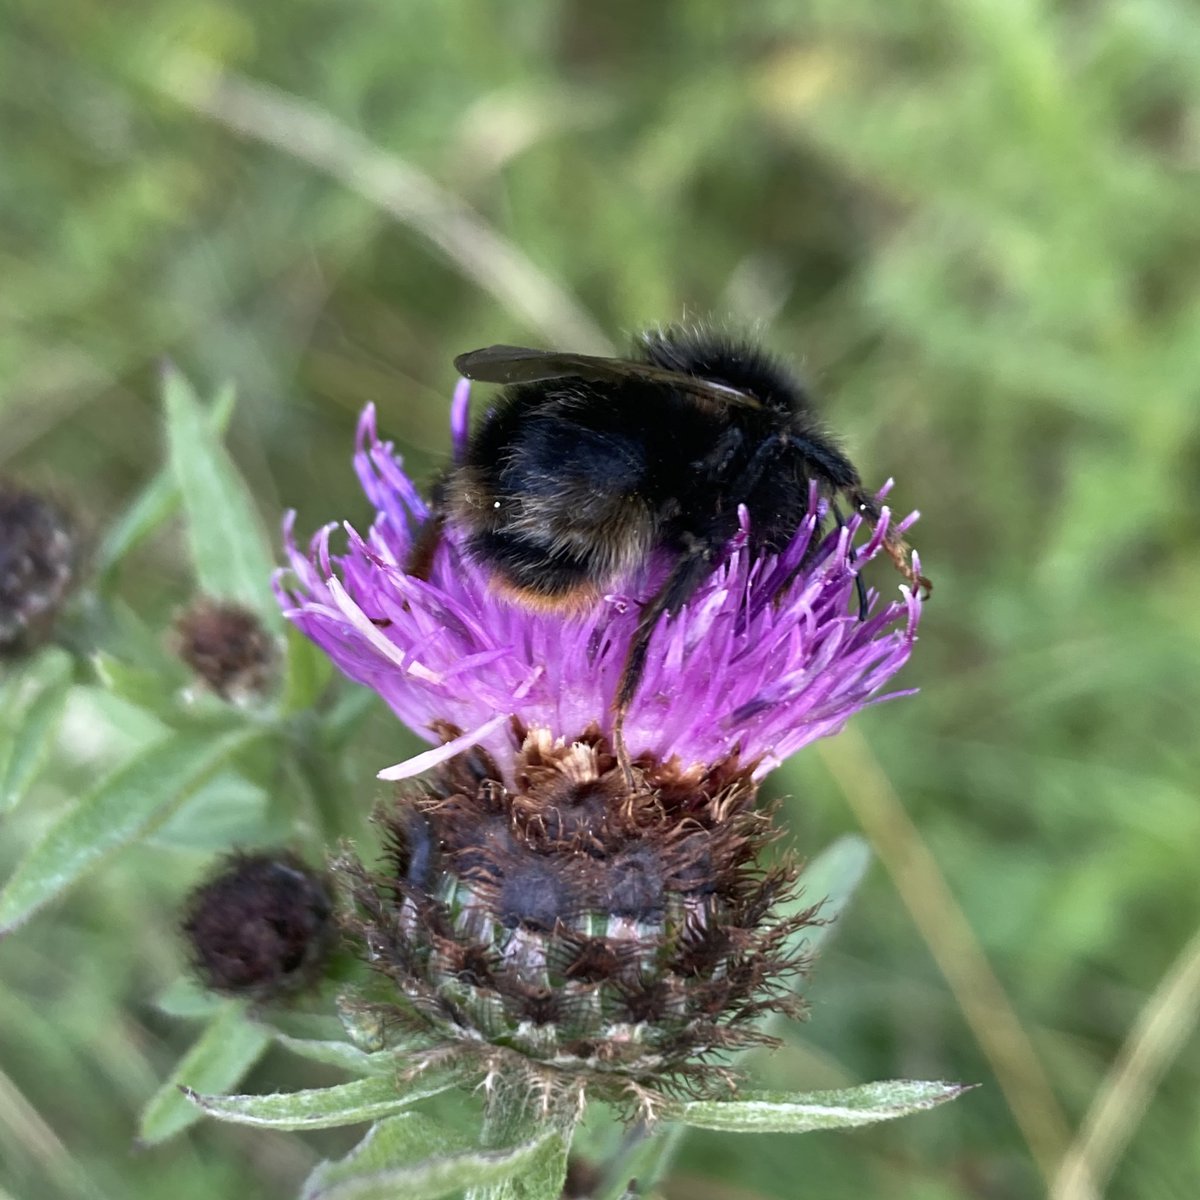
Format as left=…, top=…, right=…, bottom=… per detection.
left=666, top=1080, right=972, bottom=1133
left=163, top=369, right=278, bottom=625
left=273, top=1035, right=396, bottom=1077
left=139, top=1004, right=271, bottom=1144
left=0, top=647, right=72, bottom=816
left=302, top=1114, right=566, bottom=1200
left=0, top=726, right=261, bottom=934
left=184, top=1071, right=459, bottom=1130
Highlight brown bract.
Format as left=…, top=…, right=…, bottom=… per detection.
left=336, top=725, right=826, bottom=1114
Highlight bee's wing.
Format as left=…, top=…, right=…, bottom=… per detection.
left=453, top=345, right=762, bottom=412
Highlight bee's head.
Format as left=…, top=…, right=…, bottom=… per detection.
left=636, top=326, right=811, bottom=416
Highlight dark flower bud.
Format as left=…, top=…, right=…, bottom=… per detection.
left=337, top=727, right=821, bottom=1112
left=0, top=483, right=80, bottom=657
left=173, top=598, right=278, bottom=701
left=181, top=851, right=335, bottom=1001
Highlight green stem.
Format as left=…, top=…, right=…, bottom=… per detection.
left=594, top=1120, right=686, bottom=1200
left=465, top=1075, right=582, bottom=1200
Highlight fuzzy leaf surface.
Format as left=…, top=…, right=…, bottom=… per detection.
left=138, top=1004, right=271, bottom=1144
left=0, top=647, right=72, bottom=816
left=0, top=726, right=260, bottom=933
left=302, top=1113, right=565, bottom=1200
left=163, top=368, right=279, bottom=624
left=184, top=1071, right=458, bottom=1130
left=463, top=1128, right=569, bottom=1200
left=666, top=1080, right=972, bottom=1133
left=273, top=1034, right=397, bottom=1077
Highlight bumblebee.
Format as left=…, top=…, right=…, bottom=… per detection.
left=416, top=327, right=928, bottom=759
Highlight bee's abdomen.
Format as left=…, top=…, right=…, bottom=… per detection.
left=468, top=527, right=600, bottom=600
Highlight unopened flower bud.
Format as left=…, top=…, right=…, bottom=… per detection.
left=173, top=599, right=278, bottom=702
left=182, top=851, right=335, bottom=1001
left=0, top=483, right=80, bottom=657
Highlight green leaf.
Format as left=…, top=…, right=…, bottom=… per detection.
left=154, top=976, right=226, bottom=1020
left=162, top=368, right=279, bottom=625
left=792, top=834, right=873, bottom=959
left=0, top=726, right=261, bottom=934
left=68, top=683, right=168, bottom=754
left=96, top=382, right=236, bottom=582
left=147, top=771, right=272, bottom=849
left=665, top=1080, right=973, bottom=1133
left=301, top=1115, right=565, bottom=1200
left=594, top=1122, right=686, bottom=1200
left=281, top=625, right=334, bottom=714
left=90, top=650, right=185, bottom=715
left=465, top=1130, right=569, bottom=1200
left=138, top=1003, right=271, bottom=1145
left=273, top=1035, right=397, bottom=1077
left=184, top=1071, right=459, bottom=1131
left=303, top=1113, right=468, bottom=1197
left=0, top=647, right=73, bottom=816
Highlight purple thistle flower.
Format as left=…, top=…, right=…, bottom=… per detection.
left=276, top=394, right=921, bottom=783
left=275, top=384, right=927, bottom=1110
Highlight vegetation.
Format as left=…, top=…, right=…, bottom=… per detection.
left=3, top=1, right=1199, bottom=1197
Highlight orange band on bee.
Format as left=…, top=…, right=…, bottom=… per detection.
left=490, top=577, right=603, bottom=615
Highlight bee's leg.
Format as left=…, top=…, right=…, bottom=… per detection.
left=613, top=542, right=717, bottom=786
left=831, top=501, right=869, bottom=620
left=884, top=536, right=932, bottom=599
left=613, top=709, right=634, bottom=787
left=848, top=488, right=932, bottom=600
left=405, top=511, right=446, bottom=581
left=883, top=535, right=936, bottom=595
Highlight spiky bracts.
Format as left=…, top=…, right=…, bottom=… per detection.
left=334, top=726, right=824, bottom=1110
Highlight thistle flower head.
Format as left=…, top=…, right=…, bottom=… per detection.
left=336, top=727, right=821, bottom=1105
left=277, top=400, right=921, bottom=784
left=277, top=391, right=925, bottom=1108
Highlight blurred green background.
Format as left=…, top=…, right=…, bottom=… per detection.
left=3, top=0, right=1199, bottom=1197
